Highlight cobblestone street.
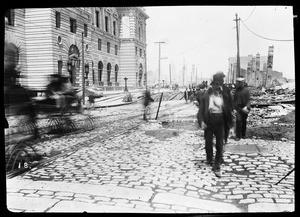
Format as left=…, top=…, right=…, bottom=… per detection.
left=6, top=100, right=295, bottom=213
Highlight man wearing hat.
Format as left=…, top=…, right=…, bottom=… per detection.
left=233, top=77, right=251, bottom=140
left=198, top=72, right=233, bottom=177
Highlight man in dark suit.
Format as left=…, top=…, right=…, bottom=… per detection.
left=198, top=72, right=233, bottom=177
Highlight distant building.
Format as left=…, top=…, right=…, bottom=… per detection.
left=227, top=51, right=287, bottom=88
left=5, top=7, right=149, bottom=90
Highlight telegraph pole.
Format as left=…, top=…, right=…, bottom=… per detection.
left=155, top=41, right=165, bottom=92
left=169, top=64, right=172, bottom=90
left=81, top=32, right=85, bottom=105
left=182, top=58, right=185, bottom=87
left=234, top=13, right=241, bottom=79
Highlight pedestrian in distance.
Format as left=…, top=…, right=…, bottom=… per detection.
left=233, top=77, right=251, bottom=141
left=183, top=87, right=188, bottom=103
left=143, top=88, right=154, bottom=121
left=198, top=72, right=233, bottom=178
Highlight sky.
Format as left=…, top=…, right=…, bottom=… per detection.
left=143, top=6, right=295, bottom=84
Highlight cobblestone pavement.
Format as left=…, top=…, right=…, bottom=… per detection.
left=6, top=100, right=295, bottom=213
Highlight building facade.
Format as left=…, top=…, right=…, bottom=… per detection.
left=4, top=7, right=149, bottom=90
left=227, top=53, right=287, bottom=88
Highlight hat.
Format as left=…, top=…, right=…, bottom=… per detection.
left=212, top=72, right=225, bottom=82
left=236, top=77, right=245, bottom=82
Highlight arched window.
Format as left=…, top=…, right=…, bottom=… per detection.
left=138, top=63, right=143, bottom=86
left=115, top=64, right=119, bottom=82
left=107, top=63, right=111, bottom=82
left=98, top=61, right=103, bottom=83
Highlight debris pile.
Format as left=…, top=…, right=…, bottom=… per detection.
left=250, top=83, right=295, bottom=107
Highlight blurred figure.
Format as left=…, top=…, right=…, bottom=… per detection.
left=45, top=74, right=65, bottom=108
left=233, top=77, right=251, bottom=140
left=195, top=84, right=206, bottom=128
left=183, top=87, right=188, bottom=103
left=143, top=88, right=154, bottom=121
left=4, top=42, right=38, bottom=137
left=198, top=72, right=233, bottom=177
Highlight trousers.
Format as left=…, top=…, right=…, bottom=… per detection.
left=204, top=113, right=224, bottom=171
left=236, top=110, right=248, bottom=138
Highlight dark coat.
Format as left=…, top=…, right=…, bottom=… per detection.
left=143, top=90, right=154, bottom=107
left=234, top=85, right=251, bottom=112
left=198, top=85, right=233, bottom=130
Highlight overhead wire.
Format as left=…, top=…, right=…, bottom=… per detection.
left=240, top=19, right=294, bottom=42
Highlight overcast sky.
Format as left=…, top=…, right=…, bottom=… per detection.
left=144, top=6, right=295, bottom=83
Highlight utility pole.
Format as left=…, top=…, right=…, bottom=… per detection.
left=155, top=41, right=165, bottom=92
left=234, top=13, right=241, bottom=79
left=182, top=58, right=185, bottom=87
left=81, top=32, right=85, bottom=105
left=169, top=64, right=172, bottom=90
left=196, top=67, right=198, bottom=85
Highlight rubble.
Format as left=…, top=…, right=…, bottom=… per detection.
left=250, top=83, right=295, bottom=107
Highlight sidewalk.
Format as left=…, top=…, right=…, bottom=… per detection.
left=82, top=90, right=144, bottom=109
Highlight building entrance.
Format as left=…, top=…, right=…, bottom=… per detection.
left=67, top=45, right=80, bottom=85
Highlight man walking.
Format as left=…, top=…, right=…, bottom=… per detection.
left=143, top=88, right=154, bottom=121
left=233, top=77, right=251, bottom=140
left=198, top=72, right=233, bottom=177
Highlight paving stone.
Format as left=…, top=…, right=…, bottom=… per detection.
left=247, top=194, right=264, bottom=199
left=54, top=196, right=73, bottom=200
left=275, top=198, right=292, bottom=203
left=7, top=196, right=59, bottom=212
left=152, top=193, right=241, bottom=212
left=37, top=190, right=54, bottom=195
left=239, top=199, right=255, bottom=204
left=248, top=203, right=294, bottom=212
left=227, top=195, right=243, bottom=200
left=55, top=192, right=74, bottom=197
left=256, top=198, right=274, bottom=203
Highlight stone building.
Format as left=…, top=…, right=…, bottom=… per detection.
left=4, top=7, right=149, bottom=91
left=227, top=52, right=287, bottom=88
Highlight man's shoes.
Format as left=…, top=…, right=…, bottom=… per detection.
left=214, top=170, right=221, bottom=178
left=206, top=160, right=213, bottom=166
left=234, top=137, right=241, bottom=141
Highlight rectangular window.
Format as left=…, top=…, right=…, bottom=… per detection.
left=55, top=11, right=61, bottom=28
left=115, top=45, right=118, bottom=55
left=105, top=16, right=109, bottom=32
left=95, top=10, right=99, bottom=28
left=135, top=47, right=138, bottom=55
left=113, top=21, right=116, bottom=35
left=58, top=60, right=62, bottom=75
left=140, top=48, right=142, bottom=57
left=98, top=39, right=102, bottom=50
left=5, top=9, right=14, bottom=26
left=107, top=42, right=110, bottom=53
left=84, top=23, right=88, bottom=37
left=70, top=18, right=77, bottom=33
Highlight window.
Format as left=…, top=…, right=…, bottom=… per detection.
left=58, top=60, right=63, bottom=74
left=107, top=63, right=111, bottom=82
left=139, top=27, right=141, bottom=40
left=55, top=11, right=61, bottom=28
left=140, top=48, right=142, bottom=57
left=70, top=18, right=77, bottom=33
left=135, top=47, right=138, bottom=55
left=98, top=39, right=102, bottom=50
left=95, top=10, right=100, bottom=28
left=115, top=65, right=119, bottom=82
left=113, top=21, right=116, bottom=35
left=115, top=45, right=118, bottom=55
left=98, top=61, right=103, bottom=82
left=107, top=42, right=110, bottom=53
left=84, top=23, right=88, bottom=37
left=5, top=9, right=14, bottom=26
left=105, top=16, right=109, bottom=32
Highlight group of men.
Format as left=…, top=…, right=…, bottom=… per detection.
left=196, top=72, right=251, bottom=177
